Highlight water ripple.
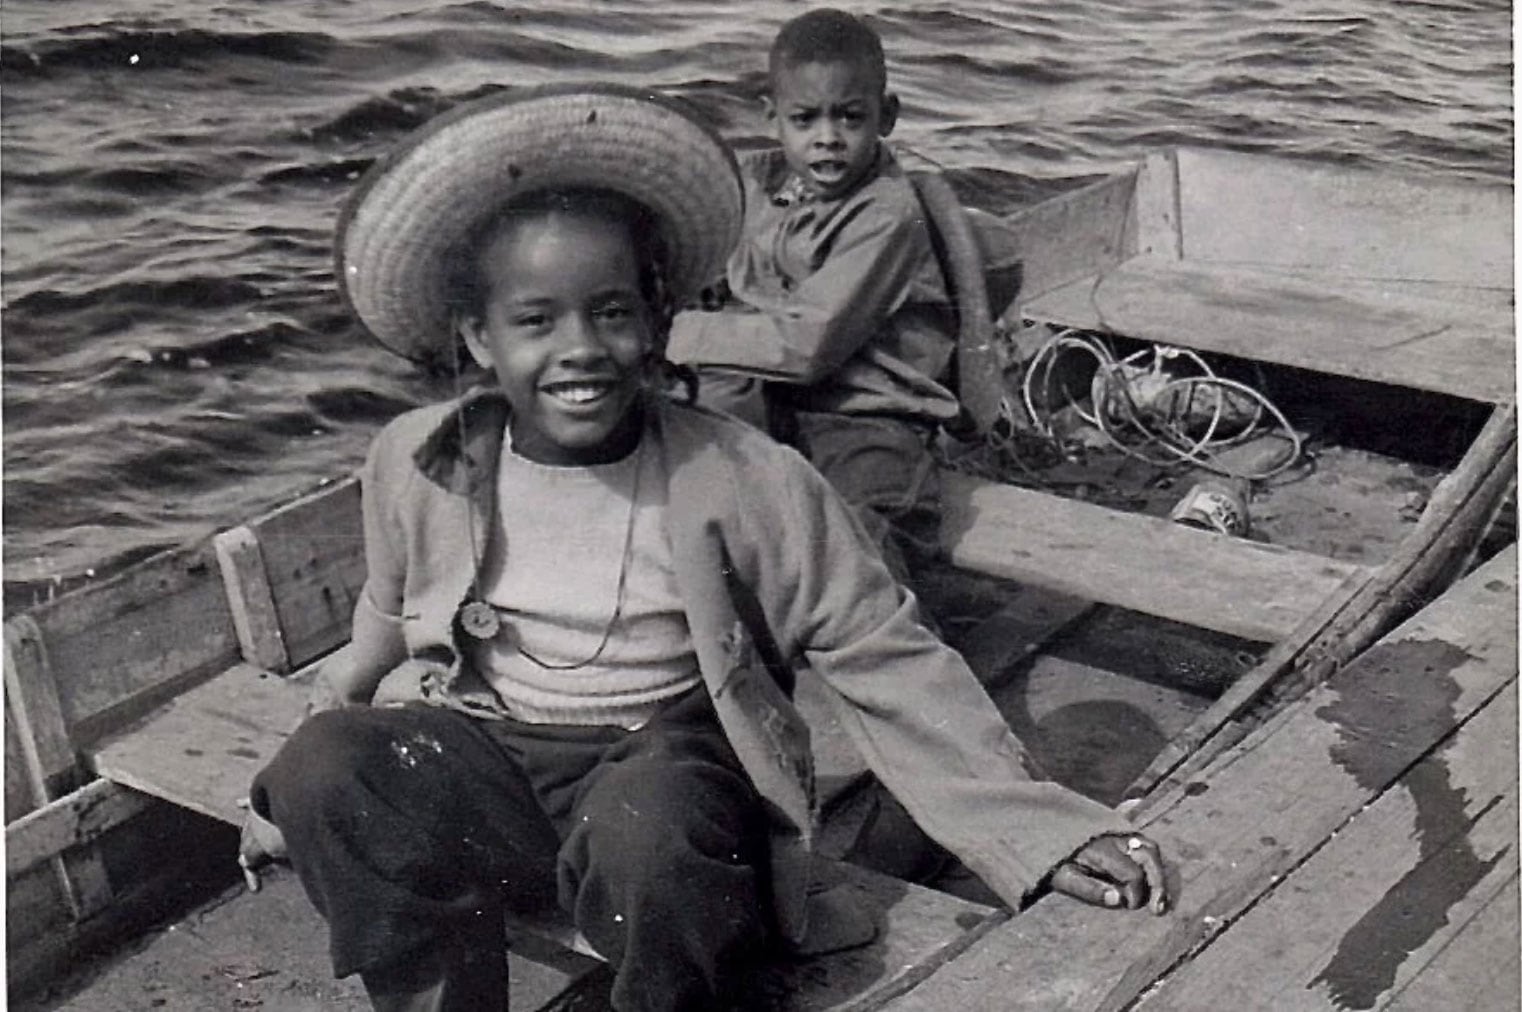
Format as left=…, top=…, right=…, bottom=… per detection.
left=1, top=0, right=1511, bottom=584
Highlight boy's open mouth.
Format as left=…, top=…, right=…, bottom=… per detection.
left=809, top=160, right=848, bottom=182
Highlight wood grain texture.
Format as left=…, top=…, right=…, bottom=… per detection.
left=21, top=542, right=241, bottom=742
left=6, top=777, right=152, bottom=877
left=1379, top=876, right=1519, bottom=1012
left=1131, top=149, right=1182, bottom=260
left=1129, top=403, right=1516, bottom=800
left=995, top=169, right=1138, bottom=302
left=1134, top=685, right=1517, bottom=1010
left=884, top=546, right=1516, bottom=1012
left=5, top=615, right=115, bottom=918
left=939, top=470, right=1364, bottom=642
left=247, top=476, right=366, bottom=670
left=214, top=525, right=290, bottom=673
left=89, top=661, right=307, bottom=825
left=1021, top=256, right=1514, bottom=403
left=1173, top=148, right=1513, bottom=289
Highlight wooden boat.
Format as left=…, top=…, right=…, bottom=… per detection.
left=7, top=147, right=1515, bottom=1009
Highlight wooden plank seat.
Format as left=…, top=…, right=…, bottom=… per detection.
left=87, top=661, right=1005, bottom=1011
left=939, top=470, right=1367, bottom=643
left=1020, top=255, right=1516, bottom=404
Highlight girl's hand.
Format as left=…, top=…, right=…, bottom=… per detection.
left=1050, top=833, right=1168, bottom=914
left=304, top=668, right=351, bottom=718
left=235, top=798, right=288, bottom=893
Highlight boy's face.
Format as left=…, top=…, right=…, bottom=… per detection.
left=767, top=57, right=898, bottom=199
left=459, top=210, right=652, bottom=466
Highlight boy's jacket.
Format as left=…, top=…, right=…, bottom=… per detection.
left=355, top=386, right=1124, bottom=949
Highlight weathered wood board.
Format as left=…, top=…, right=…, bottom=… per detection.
left=1173, top=148, right=1514, bottom=289
left=5, top=615, right=114, bottom=918
left=940, top=470, right=1366, bottom=643
left=89, top=662, right=306, bottom=825
left=1380, top=875, right=1519, bottom=1012
left=244, top=476, right=366, bottom=669
left=6, top=778, right=153, bottom=879
left=885, top=545, right=1516, bottom=1012
left=1134, top=684, right=1518, bottom=1010
left=17, top=542, right=242, bottom=742
left=1021, top=256, right=1515, bottom=404
left=983, top=169, right=1139, bottom=304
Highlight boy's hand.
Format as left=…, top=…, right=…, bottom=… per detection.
left=236, top=799, right=288, bottom=893
left=1050, top=833, right=1168, bottom=914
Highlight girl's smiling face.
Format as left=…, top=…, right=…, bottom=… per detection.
left=459, top=207, right=654, bottom=466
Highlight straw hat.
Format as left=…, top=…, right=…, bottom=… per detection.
left=336, top=83, right=743, bottom=364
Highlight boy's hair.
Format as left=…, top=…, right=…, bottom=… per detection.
left=768, top=8, right=887, bottom=92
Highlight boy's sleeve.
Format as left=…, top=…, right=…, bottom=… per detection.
left=666, top=201, right=932, bottom=384
left=741, top=449, right=1128, bottom=909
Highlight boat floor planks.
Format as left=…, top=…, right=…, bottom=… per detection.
left=940, top=471, right=1367, bottom=643
left=1379, top=875, right=1520, bottom=1012
left=881, top=544, right=1516, bottom=1012
left=1133, top=684, right=1518, bottom=1010
left=1020, top=255, right=1515, bottom=404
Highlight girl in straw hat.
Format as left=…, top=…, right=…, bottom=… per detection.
left=237, top=84, right=1168, bottom=1012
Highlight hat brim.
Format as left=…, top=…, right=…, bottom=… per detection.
left=336, top=83, right=743, bottom=365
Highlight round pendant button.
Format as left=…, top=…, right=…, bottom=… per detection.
left=459, top=601, right=500, bottom=639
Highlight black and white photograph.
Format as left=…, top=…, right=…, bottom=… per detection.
left=3, top=3, right=1515, bottom=1010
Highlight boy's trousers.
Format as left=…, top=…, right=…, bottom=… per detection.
left=692, top=371, right=943, bottom=583
left=251, top=685, right=770, bottom=1012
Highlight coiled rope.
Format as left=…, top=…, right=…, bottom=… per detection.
left=1018, top=328, right=1304, bottom=482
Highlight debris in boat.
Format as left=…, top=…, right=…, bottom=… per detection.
left=1170, top=480, right=1250, bottom=537
left=1016, top=328, right=1304, bottom=483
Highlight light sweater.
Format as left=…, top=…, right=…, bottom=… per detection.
left=466, top=434, right=701, bottom=728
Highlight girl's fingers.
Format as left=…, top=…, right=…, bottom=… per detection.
left=1126, top=837, right=1170, bottom=914
left=1050, top=863, right=1124, bottom=908
left=1059, top=835, right=1171, bottom=914
left=1094, top=835, right=1169, bottom=914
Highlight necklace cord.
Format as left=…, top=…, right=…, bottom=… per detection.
left=451, top=325, right=644, bottom=671
left=511, top=438, right=643, bottom=671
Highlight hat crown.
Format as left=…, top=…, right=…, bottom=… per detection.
left=337, top=83, right=743, bottom=364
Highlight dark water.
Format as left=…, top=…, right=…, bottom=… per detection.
left=2, top=1, right=1512, bottom=596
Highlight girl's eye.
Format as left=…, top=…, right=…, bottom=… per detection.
left=595, top=302, right=636, bottom=323
left=789, top=113, right=813, bottom=128
left=512, top=312, right=550, bottom=329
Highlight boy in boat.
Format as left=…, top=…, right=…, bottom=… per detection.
left=238, top=85, right=1166, bottom=1012
left=666, top=8, right=962, bottom=585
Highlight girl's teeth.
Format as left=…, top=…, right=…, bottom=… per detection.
left=550, top=384, right=605, bottom=404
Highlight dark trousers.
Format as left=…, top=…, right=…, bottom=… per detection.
left=251, top=687, right=770, bottom=1012
left=693, top=371, right=943, bottom=584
